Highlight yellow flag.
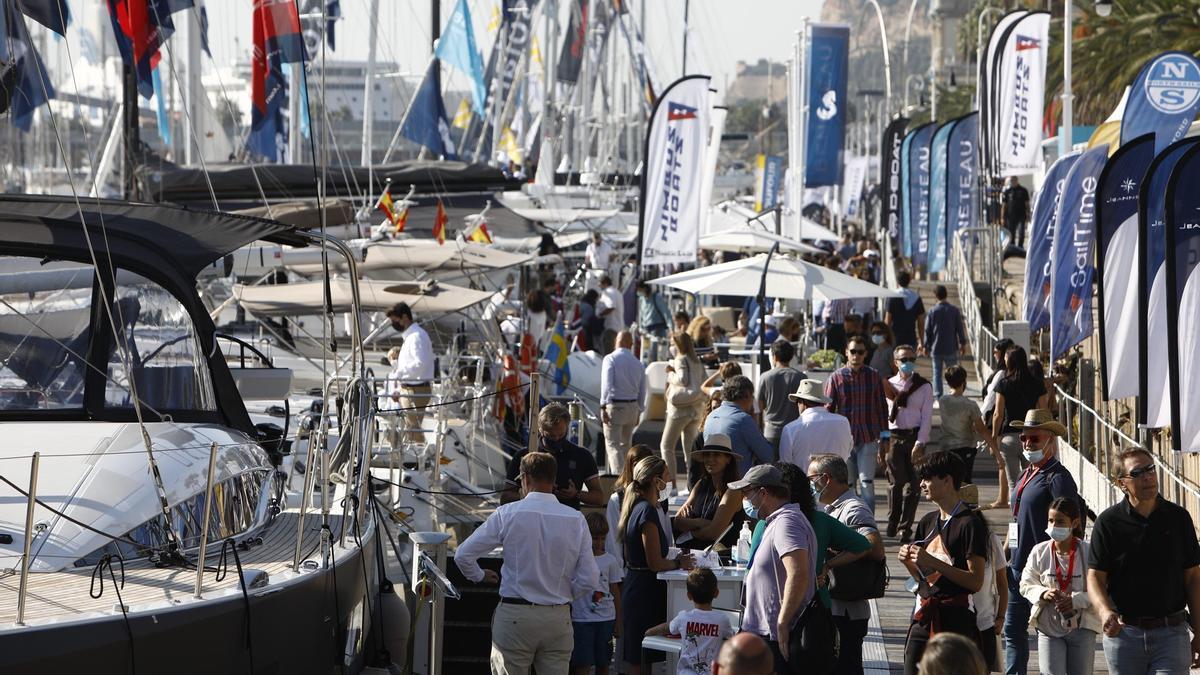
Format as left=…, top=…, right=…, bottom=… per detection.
left=499, top=127, right=522, bottom=163
left=452, top=98, right=472, bottom=129
left=1088, top=120, right=1121, bottom=157
left=487, top=4, right=501, bottom=34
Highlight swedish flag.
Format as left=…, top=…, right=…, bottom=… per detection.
left=543, top=321, right=571, bottom=394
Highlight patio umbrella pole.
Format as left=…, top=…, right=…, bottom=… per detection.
left=758, top=241, right=781, bottom=371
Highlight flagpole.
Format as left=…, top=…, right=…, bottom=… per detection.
left=362, top=0, right=380, bottom=176
left=381, top=55, right=435, bottom=164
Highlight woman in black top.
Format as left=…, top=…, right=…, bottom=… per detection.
left=672, top=436, right=745, bottom=554
left=570, top=289, right=605, bottom=352
left=991, top=346, right=1047, bottom=499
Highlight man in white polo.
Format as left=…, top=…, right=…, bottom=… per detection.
left=778, top=379, right=853, bottom=470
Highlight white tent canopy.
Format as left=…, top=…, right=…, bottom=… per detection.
left=649, top=254, right=901, bottom=302
left=699, top=227, right=822, bottom=255
left=234, top=278, right=493, bottom=316
left=708, top=201, right=839, bottom=242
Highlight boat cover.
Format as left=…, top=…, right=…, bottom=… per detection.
left=234, top=278, right=492, bottom=316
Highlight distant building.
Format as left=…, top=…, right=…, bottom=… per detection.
left=727, top=59, right=788, bottom=105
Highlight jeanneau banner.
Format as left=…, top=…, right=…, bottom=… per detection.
left=639, top=75, right=711, bottom=266
left=805, top=23, right=849, bottom=187
left=1165, top=142, right=1200, bottom=452
left=1050, top=144, right=1108, bottom=361
left=1023, top=152, right=1079, bottom=332
left=945, top=113, right=979, bottom=261
left=927, top=120, right=954, bottom=274
left=1121, top=51, right=1200, bottom=155
left=1138, top=137, right=1198, bottom=427
left=1096, top=134, right=1154, bottom=401
left=996, top=11, right=1050, bottom=176
left=881, top=116, right=909, bottom=240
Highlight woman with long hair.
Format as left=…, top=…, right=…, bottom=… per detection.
left=702, top=360, right=743, bottom=396
left=525, top=289, right=548, bottom=351
left=991, top=346, right=1047, bottom=497
left=619, top=457, right=695, bottom=674
left=687, top=315, right=719, bottom=365
left=604, top=444, right=655, bottom=565
left=687, top=389, right=726, bottom=487
left=661, top=332, right=706, bottom=490
left=672, top=434, right=745, bottom=553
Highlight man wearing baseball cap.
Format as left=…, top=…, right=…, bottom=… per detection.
left=730, top=465, right=818, bottom=673
left=778, top=379, right=852, bottom=470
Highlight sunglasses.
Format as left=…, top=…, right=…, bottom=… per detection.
left=848, top=349, right=867, bottom=355
left=897, top=356, right=916, bottom=363
left=1124, top=464, right=1156, bottom=480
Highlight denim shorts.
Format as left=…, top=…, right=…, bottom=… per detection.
left=571, top=619, right=615, bottom=666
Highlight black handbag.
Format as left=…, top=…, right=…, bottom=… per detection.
left=828, top=556, right=889, bottom=601
left=786, top=595, right=839, bottom=675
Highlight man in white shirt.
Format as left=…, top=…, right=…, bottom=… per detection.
left=386, top=302, right=435, bottom=443
left=584, top=231, right=613, bottom=291
left=779, top=379, right=853, bottom=470
left=600, top=331, right=646, bottom=474
left=456, top=451, right=599, bottom=675
left=597, top=275, right=624, bottom=355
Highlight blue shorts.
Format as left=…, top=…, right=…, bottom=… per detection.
left=571, top=619, right=615, bottom=666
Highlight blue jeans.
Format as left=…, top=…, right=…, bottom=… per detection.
left=1038, top=628, right=1098, bottom=675
left=931, top=354, right=958, bottom=398
left=845, top=441, right=879, bottom=512
left=1102, top=623, right=1191, bottom=675
left=1004, top=566, right=1032, bottom=675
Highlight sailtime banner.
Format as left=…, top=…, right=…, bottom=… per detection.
left=1050, top=144, right=1108, bottom=361
left=639, top=75, right=711, bottom=265
left=1166, top=143, right=1200, bottom=452
left=804, top=23, right=849, bottom=187
left=1024, top=152, right=1079, bottom=332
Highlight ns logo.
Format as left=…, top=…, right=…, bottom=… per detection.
left=1144, top=54, right=1200, bottom=114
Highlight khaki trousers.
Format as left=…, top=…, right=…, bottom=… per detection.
left=490, top=602, right=573, bottom=675
left=660, top=401, right=704, bottom=484
left=603, top=401, right=641, bottom=474
left=399, top=384, right=432, bottom=444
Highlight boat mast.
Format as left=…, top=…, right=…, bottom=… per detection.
left=362, top=0, right=380, bottom=174
left=123, top=63, right=140, bottom=199
left=186, top=9, right=203, bottom=166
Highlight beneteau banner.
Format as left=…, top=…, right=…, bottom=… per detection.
left=900, top=129, right=916, bottom=256
left=906, top=123, right=935, bottom=268
left=1138, top=137, right=1197, bottom=427
left=1050, top=144, right=1108, bottom=361
left=639, top=75, right=711, bottom=265
left=996, top=11, right=1049, bottom=176
left=945, top=113, right=979, bottom=259
left=1023, top=152, right=1079, bottom=332
left=927, top=121, right=954, bottom=274
left=881, top=116, right=909, bottom=240
left=805, top=24, right=849, bottom=187
left=1121, top=51, right=1200, bottom=154
left=1166, top=143, right=1200, bottom=452
left=1096, top=134, right=1153, bottom=401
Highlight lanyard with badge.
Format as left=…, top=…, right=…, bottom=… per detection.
left=1053, top=541, right=1080, bottom=625
left=1009, top=465, right=1042, bottom=551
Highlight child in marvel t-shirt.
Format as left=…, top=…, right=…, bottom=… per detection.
left=646, top=568, right=734, bottom=675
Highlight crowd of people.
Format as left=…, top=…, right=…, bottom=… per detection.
left=439, top=230, right=1200, bottom=675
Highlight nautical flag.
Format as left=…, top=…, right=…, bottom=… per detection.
left=1024, top=152, right=1079, bottom=332
left=1121, top=52, right=1200, bottom=155
left=0, top=1, right=53, bottom=131
left=468, top=221, right=492, bottom=244
left=945, top=113, right=979, bottom=258
left=105, top=0, right=195, bottom=99
left=543, top=318, right=571, bottom=394
left=393, top=204, right=408, bottom=234
left=639, top=75, right=711, bottom=266
left=452, top=98, right=472, bottom=129
left=996, top=11, right=1049, bottom=175
left=1096, top=134, right=1153, bottom=400
left=14, top=0, right=69, bottom=35
left=152, top=65, right=171, bottom=145
left=248, top=0, right=306, bottom=161
left=198, top=4, right=210, bottom=56
left=400, top=60, right=457, bottom=159
left=433, top=200, right=448, bottom=245
left=1049, top=144, right=1108, bottom=361
left=435, top=0, right=486, bottom=116
left=326, top=0, right=340, bottom=51
left=1165, top=142, right=1200, bottom=451
left=805, top=24, right=850, bottom=187
left=1138, top=137, right=1198, bottom=427
left=556, top=0, right=587, bottom=84
left=927, top=120, right=955, bottom=274
left=881, top=116, right=909, bottom=240
left=377, top=186, right=398, bottom=225
left=498, top=126, right=522, bottom=163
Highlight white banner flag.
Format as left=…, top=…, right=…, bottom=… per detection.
left=640, top=75, right=712, bottom=265
left=699, top=105, right=727, bottom=236
left=997, top=12, right=1050, bottom=176
left=840, top=155, right=870, bottom=220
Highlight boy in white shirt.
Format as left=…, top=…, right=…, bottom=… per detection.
left=571, top=512, right=623, bottom=675
left=646, top=568, right=734, bottom=675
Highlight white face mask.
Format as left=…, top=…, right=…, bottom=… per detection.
left=1046, top=525, right=1072, bottom=542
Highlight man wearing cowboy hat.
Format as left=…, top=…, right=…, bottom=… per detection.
left=778, top=379, right=852, bottom=471
left=1003, top=408, right=1080, bottom=675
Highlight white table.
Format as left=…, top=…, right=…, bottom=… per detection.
left=644, top=566, right=747, bottom=672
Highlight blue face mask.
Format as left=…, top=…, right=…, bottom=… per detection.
left=742, top=496, right=759, bottom=520
left=899, top=361, right=917, bottom=375
left=811, top=477, right=826, bottom=501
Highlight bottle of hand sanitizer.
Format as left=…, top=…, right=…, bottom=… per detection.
left=735, top=522, right=752, bottom=568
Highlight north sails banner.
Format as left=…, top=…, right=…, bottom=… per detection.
left=1165, top=143, right=1200, bottom=451
left=841, top=155, right=870, bottom=220
left=1096, top=134, right=1154, bottom=400
left=1050, top=144, right=1108, bottom=361
left=1024, top=152, right=1079, bottom=332
left=1138, top=137, right=1198, bottom=426
left=927, top=120, right=955, bottom=274
left=1121, top=51, right=1200, bottom=154
left=981, top=10, right=1028, bottom=177
left=945, top=112, right=980, bottom=260
left=804, top=23, right=849, bottom=187
left=639, top=75, right=711, bottom=265
left=881, top=116, right=909, bottom=240
left=907, top=123, right=936, bottom=268
left=996, top=11, right=1049, bottom=176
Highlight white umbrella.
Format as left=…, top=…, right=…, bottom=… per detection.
left=710, top=201, right=840, bottom=242
left=649, top=253, right=901, bottom=302
left=700, top=227, right=823, bottom=255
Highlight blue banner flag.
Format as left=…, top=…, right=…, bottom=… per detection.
left=759, top=155, right=785, bottom=210
left=899, top=129, right=915, bottom=257
left=1050, top=144, right=1108, bottom=360
left=1138, top=136, right=1198, bottom=426
left=1096, top=134, right=1154, bottom=400
left=1165, top=143, right=1200, bottom=451
left=945, top=112, right=979, bottom=261
left=151, top=65, right=171, bottom=145
left=1023, top=152, right=1079, bottom=332
left=543, top=319, right=571, bottom=394
left=906, top=123, right=935, bottom=268
left=881, top=116, right=909, bottom=241
left=927, top=120, right=954, bottom=274
left=15, top=0, right=69, bottom=35
left=435, top=0, right=486, bottom=116
left=1, top=1, right=54, bottom=132
left=106, top=0, right=195, bottom=100
left=804, top=24, right=849, bottom=187
left=401, top=60, right=458, bottom=159
left=1121, top=52, right=1200, bottom=155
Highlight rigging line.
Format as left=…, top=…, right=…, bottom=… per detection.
left=90, top=554, right=137, bottom=675
left=369, top=475, right=508, bottom=497
left=218, top=539, right=257, bottom=675
left=18, top=14, right=183, bottom=553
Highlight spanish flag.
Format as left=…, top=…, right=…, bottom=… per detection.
left=376, top=186, right=398, bottom=225
left=468, top=221, right=493, bottom=244
left=393, top=204, right=409, bottom=234
left=433, top=199, right=448, bottom=245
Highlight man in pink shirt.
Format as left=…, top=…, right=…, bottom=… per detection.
left=885, top=344, right=934, bottom=543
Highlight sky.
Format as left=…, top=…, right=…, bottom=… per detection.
left=200, top=0, right=826, bottom=100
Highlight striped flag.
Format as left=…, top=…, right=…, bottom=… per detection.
left=433, top=199, right=448, bottom=245
left=376, top=185, right=397, bottom=224
left=468, top=221, right=492, bottom=244
left=543, top=318, right=571, bottom=394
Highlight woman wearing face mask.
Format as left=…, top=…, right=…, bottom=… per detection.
left=991, top=346, right=1047, bottom=496
left=619, top=457, right=695, bottom=674
left=1018, top=497, right=1099, bottom=675
left=661, top=332, right=707, bottom=490
left=868, top=321, right=897, bottom=375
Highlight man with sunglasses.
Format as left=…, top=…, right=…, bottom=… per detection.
left=824, top=335, right=890, bottom=514
left=1088, top=447, right=1200, bottom=674
left=885, top=344, right=934, bottom=543
left=1002, top=408, right=1079, bottom=675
